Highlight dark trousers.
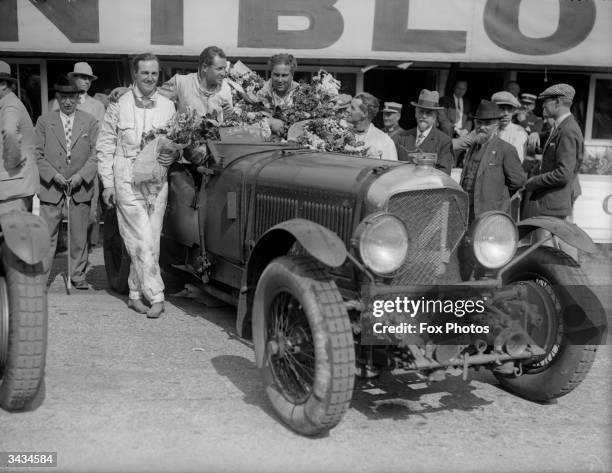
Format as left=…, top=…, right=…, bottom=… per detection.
left=40, top=198, right=91, bottom=283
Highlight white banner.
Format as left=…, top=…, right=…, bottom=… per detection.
left=1, top=0, right=611, bottom=67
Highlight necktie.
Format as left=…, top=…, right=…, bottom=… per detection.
left=415, top=132, right=425, bottom=147
left=64, top=115, right=73, bottom=161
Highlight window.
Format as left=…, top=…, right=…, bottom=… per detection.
left=592, top=78, right=612, bottom=140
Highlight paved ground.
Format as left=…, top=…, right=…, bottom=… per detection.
left=0, top=247, right=610, bottom=473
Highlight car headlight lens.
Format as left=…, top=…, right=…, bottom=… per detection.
left=357, top=213, right=408, bottom=275
left=471, top=212, right=518, bottom=269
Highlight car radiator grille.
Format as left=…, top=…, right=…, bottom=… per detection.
left=388, top=189, right=469, bottom=284
left=253, top=192, right=354, bottom=245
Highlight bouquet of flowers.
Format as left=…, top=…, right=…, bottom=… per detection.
left=294, top=118, right=366, bottom=156
left=226, top=61, right=270, bottom=127
left=276, top=71, right=341, bottom=127
left=134, top=110, right=221, bottom=190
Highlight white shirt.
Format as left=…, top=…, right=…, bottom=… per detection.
left=454, top=95, right=463, bottom=129
left=59, top=111, right=75, bottom=152
left=355, top=123, right=398, bottom=161
left=498, top=122, right=528, bottom=162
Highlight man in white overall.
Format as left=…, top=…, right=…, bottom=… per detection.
left=97, top=53, right=176, bottom=318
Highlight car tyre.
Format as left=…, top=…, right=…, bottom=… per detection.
left=0, top=244, right=47, bottom=411
left=252, top=256, right=355, bottom=436
left=495, top=247, right=604, bottom=401
left=103, top=208, right=130, bottom=294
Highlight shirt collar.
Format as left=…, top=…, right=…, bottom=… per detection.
left=59, top=110, right=74, bottom=121
left=555, top=112, right=572, bottom=128
left=132, top=84, right=158, bottom=101
left=78, top=92, right=86, bottom=104
left=418, top=126, right=433, bottom=138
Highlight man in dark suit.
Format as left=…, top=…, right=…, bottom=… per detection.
left=440, top=80, right=473, bottom=138
left=394, top=89, right=454, bottom=175
left=35, top=77, right=99, bottom=288
left=0, top=61, right=39, bottom=214
left=524, top=84, right=582, bottom=259
left=460, top=100, right=526, bottom=222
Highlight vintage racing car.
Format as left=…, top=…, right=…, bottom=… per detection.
left=0, top=210, right=49, bottom=411
left=104, top=142, right=607, bottom=436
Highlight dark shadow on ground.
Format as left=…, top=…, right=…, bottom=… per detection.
left=350, top=370, right=496, bottom=422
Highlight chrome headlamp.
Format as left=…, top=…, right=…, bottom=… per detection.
left=354, top=213, right=409, bottom=276
left=468, top=211, right=518, bottom=269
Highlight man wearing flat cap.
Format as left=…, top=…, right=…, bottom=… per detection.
left=35, top=76, right=99, bottom=289
left=0, top=60, right=39, bottom=214
left=394, top=90, right=454, bottom=175
left=459, top=100, right=526, bottom=223
left=524, top=83, right=582, bottom=259
left=382, top=102, right=406, bottom=140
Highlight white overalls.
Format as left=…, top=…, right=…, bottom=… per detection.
left=97, top=88, right=175, bottom=304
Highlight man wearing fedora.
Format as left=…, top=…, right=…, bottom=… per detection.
left=35, top=76, right=99, bottom=289
left=0, top=60, right=39, bottom=214
left=523, top=84, right=582, bottom=259
left=454, top=91, right=528, bottom=163
left=50, top=62, right=105, bottom=125
left=50, top=62, right=106, bottom=249
left=382, top=102, right=405, bottom=140
left=393, top=90, right=454, bottom=175
left=459, top=100, right=526, bottom=223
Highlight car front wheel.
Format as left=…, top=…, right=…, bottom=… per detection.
left=252, top=256, right=355, bottom=436
left=0, top=244, right=47, bottom=411
left=495, top=247, right=605, bottom=401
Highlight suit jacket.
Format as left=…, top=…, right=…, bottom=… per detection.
left=0, top=92, right=39, bottom=201
left=440, top=95, right=473, bottom=134
left=525, top=114, right=582, bottom=217
left=394, top=127, right=454, bottom=175
left=460, top=135, right=526, bottom=217
left=35, top=110, right=99, bottom=204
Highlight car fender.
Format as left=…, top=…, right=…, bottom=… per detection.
left=236, top=218, right=347, bottom=338
left=518, top=216, right=597, bottom=254
left=0, top=211, right=50, bottom=265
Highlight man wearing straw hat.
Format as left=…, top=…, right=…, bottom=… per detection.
left=35, top=76, right=99, bottom=289
left=393, top=89, right=454, bottom=175
left=50, top=62, right=105, bottom=125
left=459, top=100, right=526, bottom=223
left=0, top=60, right=39, bottom=214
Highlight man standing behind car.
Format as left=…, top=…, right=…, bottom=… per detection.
left=524, top=84, right=582, bottom=259
left=460, top=100, right=526, bottom=223
left=97, top=53, right=177, bottom=318
left=35, top=76, right=99, bottom=289
left=347, top=92, right=397, bottom=161
left=394, top=89, right=454, bottom=174
left=0, top=61, right=39, bottom=214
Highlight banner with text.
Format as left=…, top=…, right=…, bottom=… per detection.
left=1, top=0, right=611, bottom=67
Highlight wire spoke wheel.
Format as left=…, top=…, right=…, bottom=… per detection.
left=266, top=291, right=315, bottom=404
left=253, top=256, right=355, bottom=436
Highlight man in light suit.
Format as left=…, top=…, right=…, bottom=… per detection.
left=49, top=62, right=106, bottom=249
left=35, top=77, right=99, bottom=289
left=0, top=61, right=39, bottom=214
left=394, top=90, right=454, bottom=175
left=459, top=100, right=526, bottom=223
